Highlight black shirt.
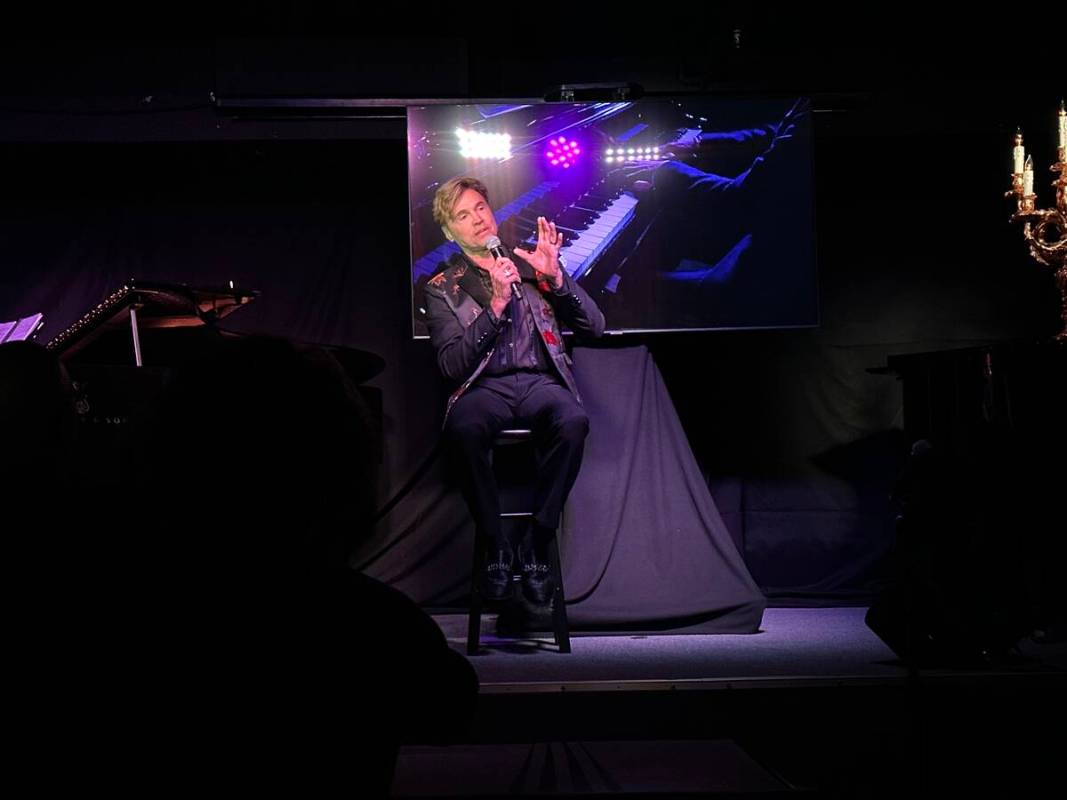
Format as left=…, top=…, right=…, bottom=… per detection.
left=481, top=273, right=553, bottom=376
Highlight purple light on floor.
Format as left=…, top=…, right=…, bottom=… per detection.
left=545, top=137, right=582, bottom=168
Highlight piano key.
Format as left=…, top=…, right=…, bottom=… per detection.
left=557, top=192, right=639, bottom=278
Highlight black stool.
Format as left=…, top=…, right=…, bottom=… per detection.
left=467, top=428, right=571, bottom=655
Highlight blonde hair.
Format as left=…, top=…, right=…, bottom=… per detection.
left=432, top=177, right=489, bottom=228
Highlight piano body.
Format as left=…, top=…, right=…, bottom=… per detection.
left=45, top=281, right=384, bottom=492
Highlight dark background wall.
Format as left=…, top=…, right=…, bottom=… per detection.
left=2, top=9, right=1063, bottom=605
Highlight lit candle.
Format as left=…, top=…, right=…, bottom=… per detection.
left=1022, top=155, right=1034, bottom=196
left=1012, top=128, right=1025, bottom=174
left=1058, top=100, right=1066, bottom=151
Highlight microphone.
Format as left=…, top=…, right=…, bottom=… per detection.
left=485, top=235, right=522, bottom=299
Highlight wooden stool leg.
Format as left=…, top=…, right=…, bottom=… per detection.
left=483, top=431, right=573, bottom=654
left=546, top=531, right=571, bottom=653
left=467, top=532, right=486, bottom=656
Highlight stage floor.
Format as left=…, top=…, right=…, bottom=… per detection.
left=431, top=606, right=1066, bottom=691
left=396, top=607, right=1066, bottom=797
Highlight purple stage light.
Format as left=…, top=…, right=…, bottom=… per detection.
left=545, top=137, right=583, bottom=168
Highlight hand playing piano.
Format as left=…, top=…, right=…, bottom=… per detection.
left=619, top=163, right=662, bottom=195
left=664, top=140, right=699, bottom=161
left=767, top=97, right=809, bottom=147
left=513, top=216, right=565, bottom=290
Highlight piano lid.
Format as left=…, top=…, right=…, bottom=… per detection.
left=47, top=279, right=259, bottom=359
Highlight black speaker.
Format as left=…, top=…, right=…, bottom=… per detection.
left=866, top=440, right=1033, bottom=667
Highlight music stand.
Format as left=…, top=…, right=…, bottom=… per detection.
left=0, top=313, right=45, bottom=344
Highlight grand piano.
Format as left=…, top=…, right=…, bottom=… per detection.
left=44, top=281, right=385, bottom=488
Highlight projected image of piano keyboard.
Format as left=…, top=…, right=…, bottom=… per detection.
left=503, top=182, right=640, bottom=281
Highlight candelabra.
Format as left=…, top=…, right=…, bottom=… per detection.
left=1006, top=101, right=1067, bottom=343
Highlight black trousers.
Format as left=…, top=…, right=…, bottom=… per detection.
left=443, top=371, right=589, bottom=552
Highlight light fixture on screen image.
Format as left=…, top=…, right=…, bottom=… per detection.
left=603, top=146, right=661, bottom=163
left=456, top=129, right=512, bottom=160
left=546, top=137, right=582, bottom=168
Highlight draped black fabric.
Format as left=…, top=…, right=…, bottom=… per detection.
left=356, top=344, right=766, bottom=632
left=562, top=346, right=765, bottom=631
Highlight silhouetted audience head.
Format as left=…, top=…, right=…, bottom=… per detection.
left=4, top=333, right=476, bottom=795
left=142, top=334, right=378, bottom=573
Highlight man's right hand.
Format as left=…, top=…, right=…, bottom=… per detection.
left=489, top=257, right=517, bottom=318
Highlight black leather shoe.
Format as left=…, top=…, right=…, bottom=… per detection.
left=484, top=548, right=515, bottom=602
left=521, top=560, right=553, bottom=606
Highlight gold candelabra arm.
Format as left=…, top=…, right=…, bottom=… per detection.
left=1006, top=172, right=1025, bottom=200
left=1022, top=209, right=1067, bottom=266
left=1011, top=195, right=1040, bottom=218
left=1007, top=104, right=1067, bottom=343
left=1052, top=156, right=1066, bottom=211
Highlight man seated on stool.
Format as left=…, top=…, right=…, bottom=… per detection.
left=423, top=176, right=605, bottom=607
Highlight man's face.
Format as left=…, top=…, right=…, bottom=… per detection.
left=443, top=188, right=498, bottom=253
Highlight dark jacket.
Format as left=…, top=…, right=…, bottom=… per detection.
left=423, top=251, right=605, bottom=419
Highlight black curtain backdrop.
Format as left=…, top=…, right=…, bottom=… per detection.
left=1, top=30, right=1063, bottom=618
